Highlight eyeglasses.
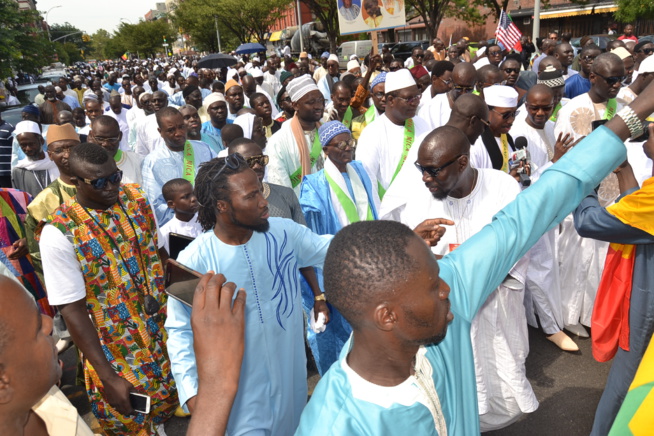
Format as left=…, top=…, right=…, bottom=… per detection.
left=452, top=85, right=474, bottom=93
left=502, top=68, right=520, bottom=74
left=488, top=50, right=503, bottom=56
left=245, top=154, right=269, bottom=168
left=394, top=93, right=422, bottom=104
left=304, top=97, right=325, bottom=106
left=594, top=72, right=626, bottom=86
left=526, top=104, right=554, bottom=112
left=637, top=48, right=654, bottom=55
left=476, top=117, right=491, bottom=127
left=280, top=96, right=291, bottom=103
left=372, top=92, right=386, bottom=99
left=581, top=55, right=597, bottom=62
left=414, top=155, right=463, bottom=179
left=439, top=78, right=453, bottom=85
left=329, top=138, right=356, bottom=150
left=93, top=136, right=120, bottom=145
left=80, top=170, right=123, bottom=190
left=492, top=109, right=517, bottom=120
left=415, top=54, right=424, bottom=58
left=389, top=65, right=401, bottom=71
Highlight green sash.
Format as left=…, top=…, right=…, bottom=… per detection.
left=325, top=171, right=373, bottom=224
left=289, top=132, right=321, bottom=188
left=378, top=118, right=415, bottom=200
left=342, top=106, right=353, bottom=128
left=182, top=141, right=196, bottom=184
left=364, top=105, right=376, bottom=126
left=604, top=98, right=617, bottom=120
left=549, top=103, right=561, bottom=122
left=113, top=149, right=123, bottom=162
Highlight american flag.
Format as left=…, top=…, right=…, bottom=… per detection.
left=495, top=10, right=523, bottom=52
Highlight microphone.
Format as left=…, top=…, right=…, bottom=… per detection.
left=509, top=136, right=531, bottom=187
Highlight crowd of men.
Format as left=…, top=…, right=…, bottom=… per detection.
left=0, top=23, right=653, bottom=436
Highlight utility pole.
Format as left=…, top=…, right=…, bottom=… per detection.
left=214, top=16, right=222, bottom=53
left=533, top=1, right=541, bottom=46
left=296, top=0, right=304, bottom=53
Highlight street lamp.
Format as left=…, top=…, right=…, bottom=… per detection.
left=45, top=5, right=62, bottom=41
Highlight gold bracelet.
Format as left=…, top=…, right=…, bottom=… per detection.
left=314, top=293, right=326, bottom=302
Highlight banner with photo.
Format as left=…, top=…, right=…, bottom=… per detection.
left=337, top=0, right=406, bottom=35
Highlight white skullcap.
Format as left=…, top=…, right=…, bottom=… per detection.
left=328, top=54, right=339, bottom=63
left=287, top=74, right=319, bottom=103
left=349, top=54, right=358, bottom=61
left=54, top=86, right=62, bottom=92
left=639, top=53, right=654, bottom=74
left=138, top=92, right=150, bottom=103
left=347, top=59, right=360, bottom=71
left=252, top=57, right=260, bottom=62
left=234, top=113, right=255, bottom=139
left=250, top=68, right=264, bottom=78
left=484, top=85, right=518, bottom=108
left=203, top=92, right=226, bottom=110
left=611, top=47, right=632, bottom=60
left=385, top=69, right=417, bottom=93
left=14, top=121, right=41, bottom=137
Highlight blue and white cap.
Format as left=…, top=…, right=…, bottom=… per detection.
left=370, top=72, right=387, bottom=90
left=318, top=121, right=351, bottom=148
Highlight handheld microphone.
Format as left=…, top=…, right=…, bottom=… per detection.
left=510, top=136, right=531, bottom=187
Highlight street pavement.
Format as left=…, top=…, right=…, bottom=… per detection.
left=61, top=326, right=609, bottom=435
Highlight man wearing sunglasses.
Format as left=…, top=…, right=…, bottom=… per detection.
left=404, top=47, right=425, bottom=70
left=40, top=143, right=178, bottom=435
left=617, top=52, right=654, bottom=108
left=357, top=69, right=430, bottom=201
left=419, top=62, right=475, bottom=131
left=554, top=52, right=627, bottom=339
left=631, top=41, right=653, bottom=82
left=565, top=44, right=601, bottom=99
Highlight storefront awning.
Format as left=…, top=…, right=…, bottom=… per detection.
left=269, top=31, right=282, bottom=42
left=541, top=4, right=617, bottom=20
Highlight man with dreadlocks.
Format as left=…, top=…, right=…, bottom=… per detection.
left=164, top=154, right=332, bottom=436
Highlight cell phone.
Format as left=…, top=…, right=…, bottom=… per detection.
left=129, top=392, right=151, bottom=414
left=165, top=259, right=203, bottom=307
left=591, top=119, right=608, bottom=131
left=168, top=232, right=194, bottom=260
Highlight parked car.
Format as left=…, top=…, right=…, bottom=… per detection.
left=337, top=40, right=373, bottom=70
left=0, top=83, right=43, bottom=126
left=378, top=42, right=396, bottom=53
left=390, top=40, right=429, bottom=61
left=571, top=34, right=617, bottom=51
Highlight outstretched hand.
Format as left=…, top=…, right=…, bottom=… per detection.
left=414, top=218, right=455, bottom=247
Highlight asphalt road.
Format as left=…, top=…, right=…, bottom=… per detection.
left=61, top=326, right=609, bottom=435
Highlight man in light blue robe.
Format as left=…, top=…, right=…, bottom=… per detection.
left=141, top=108, right=216, bottom=225
left=165, top=154, right=332, bottom=436
left=295, top=118, right=634, bottom=435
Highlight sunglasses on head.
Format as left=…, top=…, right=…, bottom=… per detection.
left=594, top=72, right=626, bottom=86
left=80, top=170, right=123, bottom=190
left=245, top=154, right=269, bottom=167
left=414, top=155, right=463, bottom=179
left=211, top=153, right=246, bottom=182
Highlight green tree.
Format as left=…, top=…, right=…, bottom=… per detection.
left=615, top=0, right=654, bottom=22
left=0, top=0, right=54, bottom=78
left=171, top=0, right=292, bottom=52
left=89, top=29, right=113, bottom=59
left=115, top=20, right=177, bottom=58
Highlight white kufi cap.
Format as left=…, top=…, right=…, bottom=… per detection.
left=14, top=121, right=41, bottom=137
left=484, top=85, right=518, bottom=108
left=286, top=74, right=319, bottom=103
left=385, top=69, right=417, bottom=93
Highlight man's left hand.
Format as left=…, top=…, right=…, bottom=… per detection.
left=313, top=300, right=330, bottom=324
left=8, top=238, right=28, bottom=260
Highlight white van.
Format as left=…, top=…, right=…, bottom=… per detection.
left=337, top=40, right=373, bottom=70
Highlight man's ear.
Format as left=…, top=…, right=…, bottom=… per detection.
left=373, top=302, right=397, bottom=332
left=167, top=199, right=175, bottom=210
left=216, top=199, right=228, bottom=214
left=0, top=365, right=15, bottom=405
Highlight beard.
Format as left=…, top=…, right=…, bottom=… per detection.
left=431, top=190, right=448, bottom=201
left=229, top=211, right=270, bottom=233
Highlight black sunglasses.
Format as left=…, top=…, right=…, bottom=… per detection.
left=81, top=170, right=123, bottom=190
left=245, top=154, right=269, bottom=167
left=637, top=48, right=654, bottom=55
left=492, top=109, right=517, bottom=120
left=414, top=155, right=463, bottom=178
left=502, top=68, right=520, bottom=74
left=594, top=72, right=626, bottom=86
left=212, top=153, right=246, bottom=182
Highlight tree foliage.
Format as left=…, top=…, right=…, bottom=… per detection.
left=615, top=0, right=654, bottom=22
left=171, top=0, right=292, bottom=52
left=0, top=0, right=54, bottom=77
left=115, top=20, right=177, bottom=58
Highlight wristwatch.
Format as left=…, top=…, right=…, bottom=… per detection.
left=314, top=293, right=326, bottom=302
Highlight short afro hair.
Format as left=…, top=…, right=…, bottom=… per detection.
left=162, top=178, right=192, bottom=202
left=324, top=220, right=420, bottom=328
left=68, top=142, right=111, bottom=173
left=156, top=106, right=182, bottom=128
left=431, top=60, right=454, bottom=78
